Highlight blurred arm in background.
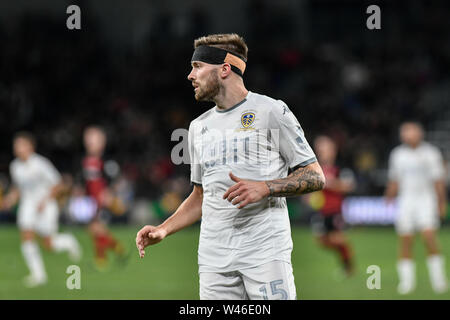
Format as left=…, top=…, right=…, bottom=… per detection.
left=37, top=182, right=65, bottom=213
left=384, top=181, right=398, bottom=203
left=433, top=152, right=448, bottom=220
left=435, top=180, right=447, bottom=219
left=136, top=184, right=203, bottom=258
left=1, top=186, right=20, bottom=211
left=324, top=171, right=355, bottom=194
left=385, top=148, right=399, bottom=203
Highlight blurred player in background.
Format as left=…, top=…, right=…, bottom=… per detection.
left=137, top=33, right=325, bottom=300
left=81, top=126, right=128, bottom=270
left=1, top=132, right=81, bottom=287
left=309, top=135, right=355, bottom=277
left=385, top=121, right=448, bottom=294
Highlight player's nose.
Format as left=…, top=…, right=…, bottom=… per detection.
left=187, top=68, right=195, bottom=81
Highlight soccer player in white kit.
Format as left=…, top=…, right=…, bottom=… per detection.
left=385, top=122, right=448, bottom=294
left=2, top=132, right=81, bottom=287
left=136, top=34, right=325, bottom=300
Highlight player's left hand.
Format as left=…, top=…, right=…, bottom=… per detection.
left=37, top=199, right=47, bottom=213
left=223, top=172, right=270, bottom=209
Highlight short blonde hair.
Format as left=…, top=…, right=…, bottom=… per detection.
left=194, top=33, right=248, bottom=61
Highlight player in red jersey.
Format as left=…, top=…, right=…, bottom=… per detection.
left=82, top=126, right=127, bottom=270
left=309, top=135, right=355, bottom=277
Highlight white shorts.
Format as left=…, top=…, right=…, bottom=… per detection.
left=17, top=200, right=59, bottom=236
left=395, top=196, right=439, bottom=235
left=199, top=260, right=297, bottom=300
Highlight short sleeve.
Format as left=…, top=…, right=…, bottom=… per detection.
left=40, top=157, right=62, bottom=185
left=387, top=150, right=399, bottom=181
left=188, top=122, right=202, bottom=185
left=429, top=147, right=445, bottom=181
left=270, top=101, right=317, bottom=169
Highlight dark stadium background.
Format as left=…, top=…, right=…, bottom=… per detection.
left=0, top=0, right=449, bottom=300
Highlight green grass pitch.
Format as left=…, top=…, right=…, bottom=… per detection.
left=1, top=224, right=449, bottom=300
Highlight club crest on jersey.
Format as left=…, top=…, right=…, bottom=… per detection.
left=241, top=112, right=255, bottom=128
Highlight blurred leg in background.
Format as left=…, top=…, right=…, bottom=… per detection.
left=88, top=218, right=127, bottom=271
left=42, top=234, right=82, bottom=263
left=422, top=228, right=448, bottom=294
left=21, top=230, right=47, bottom=288
left=397, top=234, right=415, bottom=295
left=313, top=214, right=355, bottom=277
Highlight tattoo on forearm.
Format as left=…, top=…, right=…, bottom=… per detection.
left=265, top=167, right=325, bottom=197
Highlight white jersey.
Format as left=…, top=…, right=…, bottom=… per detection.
left=188, top=91, right=317, bottom=273
left=388, top=142, right=445, bottom=199
left=10, top=153, right=62, bottom=205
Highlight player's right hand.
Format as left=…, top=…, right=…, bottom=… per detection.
left=135, top=225, right=167, bottom=258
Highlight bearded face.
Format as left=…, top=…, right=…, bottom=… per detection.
left=193, top=69, right=221, bottom=102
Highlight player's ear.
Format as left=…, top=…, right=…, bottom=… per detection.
left=220, top=63, right=232, bottom=79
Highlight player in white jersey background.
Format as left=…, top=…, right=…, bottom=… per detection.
left=1, top=132, right=81, bottom=287
left=385, top=122, right=448, bottom=295
left=136, top=33, right=325, bottom=300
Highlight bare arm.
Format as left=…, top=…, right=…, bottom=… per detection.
left=159, top=185, right=203, bottom=236
left=48, top=183, right=65, bottom=199
left=136, top=185, right=203, bottom=258
left=435, top=180, right=447, bottom=219
left=324, top=177, right=355, bottom=194
left=265, top=162, right=326, bottom=197
left=223, top=162, right=325, bottom=209
left=37, top=182, right=65, bottom=212
left=384, top=180, right=398, bottom=202
left=1, top=187, right=20, bottom=210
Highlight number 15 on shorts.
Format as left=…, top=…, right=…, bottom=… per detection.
left=259, top=280, right=288, bottom=300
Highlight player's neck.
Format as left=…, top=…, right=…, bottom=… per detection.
left=321, top=160, right=335, bottom=167
left=407, top=141, right=422, bottom=149
left=87, top=152, right=103, bottom=158
left=214, top=84, right=248, bottom=111
left=18, top=152, right=34, bottom=162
